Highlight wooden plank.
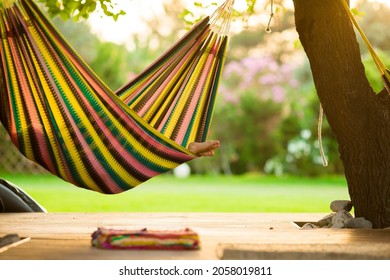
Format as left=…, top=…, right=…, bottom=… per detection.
left=0, top=237, right=31, bottom=254
left=220, top=243, right=390, bottom=260
left=0, top=213, right=388, bottom=260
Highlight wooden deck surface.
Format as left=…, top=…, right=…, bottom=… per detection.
left=0, top=213, right=389, bottom=260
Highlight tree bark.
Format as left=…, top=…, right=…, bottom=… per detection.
left=293, top=0, right=390, bottom=228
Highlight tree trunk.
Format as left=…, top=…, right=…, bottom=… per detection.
left=293, top=0, right=390, bottom=228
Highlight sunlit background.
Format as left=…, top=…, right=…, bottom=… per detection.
left=87, top=0, right=389, bottom=45
left=1, top=0, right=389, bottom=211
left=2, top=0, right=390, bottom=177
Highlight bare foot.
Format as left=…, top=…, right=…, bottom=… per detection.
left=188, top=140, right=220, bottom=157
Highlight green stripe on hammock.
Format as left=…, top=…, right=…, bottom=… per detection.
left=0, top=0, right=233, bottom=194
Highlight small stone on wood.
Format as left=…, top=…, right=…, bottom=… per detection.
left=0, top=234, right=20, bottom=248
left=330, top=200, right=353, bottom=212
left=300, top=223, right=319, bottom=229
left=331, top=210, right=353, bottom=226
left=331, top=222, right=345, bottom=229
left=317, top=213, right=335, bottom=227
left=344, top=217, right=373, bottom=229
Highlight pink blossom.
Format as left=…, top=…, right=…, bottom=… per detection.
left=272, top=85, right=286, bottom=103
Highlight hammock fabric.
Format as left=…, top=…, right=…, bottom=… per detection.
left=0, top=0, right=233, bottom=194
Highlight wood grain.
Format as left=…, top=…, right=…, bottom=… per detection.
left=0, top=213, right=389, bottom=259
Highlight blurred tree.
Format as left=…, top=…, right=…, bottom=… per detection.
left=89, top=42, right=132, bottom=91
left=51, top=18, right=131, bottom=90
left=354, top=0, right=390, bottom=54
left=52, top=17, right=98, bottom=63
left=209, top=55, right=300, bottom=175
left=123, top=0, right=188, bottom=73
left=294, top=0, right=390, bottom=228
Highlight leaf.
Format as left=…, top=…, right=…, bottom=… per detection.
left=36, top=0, right=126, bottom=21
left=194, top=2, right=203, bottom=8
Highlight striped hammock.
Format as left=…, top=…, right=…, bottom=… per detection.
left=0, top=0, right=233, bottom=194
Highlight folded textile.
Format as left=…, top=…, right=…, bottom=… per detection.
left=91, top=227, right=200, bottom=250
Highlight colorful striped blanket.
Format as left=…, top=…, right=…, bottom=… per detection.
left=91, top=227, right=200, bottom=250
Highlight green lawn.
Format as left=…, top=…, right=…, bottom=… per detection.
left=0, top=173, right=350, bottom=212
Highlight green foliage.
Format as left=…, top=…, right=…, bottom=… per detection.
left=211, top=95, right=281, bottom=174
left=37, top=0, right=125, bottom=20
left=245, top=0, right=257, bottom=15
left=205, top=55, right=300, bottom=175
left=180, top=0, right=258, bottom=27
left=352, top=1, right=390, bottom=93
left=89, top=42, right=132, bottom=91
left=274, top=59, right=344, bottom=177
left=363, top=50, right=390, bottom=93
left=50, top=18, right=130, bottom=90
left=52, top=17, right=98, bottom=61
left=355, top=0, right=390, bottom=54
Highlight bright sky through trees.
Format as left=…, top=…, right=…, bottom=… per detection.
left=87, top=0, right=390, bottom=45
left=87, top=0, right=252, bottom=45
